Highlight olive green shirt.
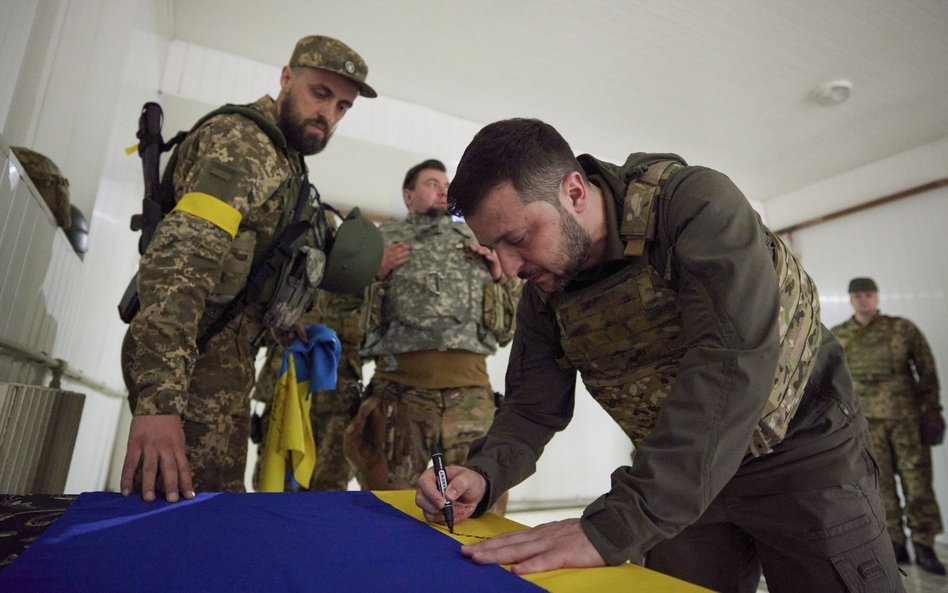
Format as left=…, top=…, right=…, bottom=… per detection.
left=466, top=155, right=868, bottom=565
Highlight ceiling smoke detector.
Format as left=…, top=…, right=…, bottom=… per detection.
left=812, top=79, right=853, bottom=107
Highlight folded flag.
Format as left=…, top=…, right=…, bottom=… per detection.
left=260, top=324, right=341, bottom=491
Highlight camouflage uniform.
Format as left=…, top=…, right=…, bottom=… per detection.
left=833, top=312, right=944, bottom=547
left=466, top=153, right=902, bottom=592
left=124, top=96, right=314, bottom=492
left=353, top=213, right=519, bottom=498
left=252, top=289, right=365, bottom=491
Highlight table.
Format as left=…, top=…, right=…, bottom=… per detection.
left=0, top=491, right=709, bottom=592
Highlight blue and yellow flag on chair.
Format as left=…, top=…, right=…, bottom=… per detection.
left=260, top=324, right=341, bottom=492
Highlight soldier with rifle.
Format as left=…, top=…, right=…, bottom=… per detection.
left=119, top=35, right=379, bottom=503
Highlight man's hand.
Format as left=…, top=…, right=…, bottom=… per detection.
left=120, top=414, right=195, bottom=502
left=467, top=242, right=502, bottom=281
left=461, top=518, right=606, bottom=575
left=269, top=322, right=307, bottom=347
left=415, top=465, right=486, bottom=526
left=377, top=242, right=411, bottom=280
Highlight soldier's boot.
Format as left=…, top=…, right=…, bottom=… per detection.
left=892, top=541, right=910, bottom=564
left=913, top=542, right=947, bottom=576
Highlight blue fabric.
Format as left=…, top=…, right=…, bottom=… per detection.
left=0, top=491, right=544, bottom=593
left=281, top=323, right=340, bottom=392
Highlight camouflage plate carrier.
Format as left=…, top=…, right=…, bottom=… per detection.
left=360, top=215, right=508, bottom=357
left=552, top=159, right=822, bottom=457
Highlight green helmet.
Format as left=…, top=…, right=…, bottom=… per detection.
left=320, top=208, right=383, bottom=295
left=11, top=146, right=72, bottom=230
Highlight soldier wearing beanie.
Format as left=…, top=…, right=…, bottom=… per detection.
left=833, top=278, right=946, bottom=575
left=121, top=35, right=376, bottom=503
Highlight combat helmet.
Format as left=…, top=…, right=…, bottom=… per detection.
left=320, top=208, right=383, bottom=295
left=11, top=146, right=72, bottom=230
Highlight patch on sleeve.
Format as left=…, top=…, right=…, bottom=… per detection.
left=191, top=162, right=241, bottom=200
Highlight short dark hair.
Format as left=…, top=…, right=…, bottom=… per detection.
left=403, top=159, right=447, bottom=190
left=848, top=277, right=878, bottom=293
left=448, top=118, right=583, bottom=218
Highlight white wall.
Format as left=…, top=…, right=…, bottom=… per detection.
left=485, top=347, right=633, bottom=507
left=766, top=135, right=948, bottom=544
left=0, top=1, right=38, bottom=130
left=1, top=0, right=172, bottom=493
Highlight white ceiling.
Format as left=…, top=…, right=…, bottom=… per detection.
left=170, top=0, right=948, bottom=219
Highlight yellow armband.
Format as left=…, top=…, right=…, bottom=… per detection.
left=173, top=192, right=242, bottom=238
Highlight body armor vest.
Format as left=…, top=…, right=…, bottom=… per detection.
left=834, top=318, right=901, bottom=384
left=833, top=315, right=926, bottom=420
left=361, top=215, right=497, bottom=356
left=552, top=161, right=822, bottom=457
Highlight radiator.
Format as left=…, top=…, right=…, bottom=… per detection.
left=0, top=383, right=85, bottom=494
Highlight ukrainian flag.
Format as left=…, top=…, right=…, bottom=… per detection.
left=260, top=324, right=340, bottom=492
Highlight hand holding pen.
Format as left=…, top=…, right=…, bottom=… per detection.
left=414, top=455, right=489, bottom=528
left=430, top=445, right=454, bottom=533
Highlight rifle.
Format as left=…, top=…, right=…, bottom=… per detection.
left=118, top=102, right=185, bottom=323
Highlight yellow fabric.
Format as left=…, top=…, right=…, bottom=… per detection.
left=124, top=143, right=139, bottom=155
left=259, top=356, right=316, bottom=491
left=173, top=191, right=242, bottom=238
left=372, top=490, right=711, bottom=593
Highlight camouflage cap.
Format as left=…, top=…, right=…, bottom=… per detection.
left=848, top=277, right=878, bottom=293
left=10, top=146, right=72, bottom=230
left=290, top=35, right=377, bottom=98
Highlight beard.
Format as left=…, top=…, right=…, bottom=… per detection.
left=520, top=203, right=590, bottom=294
left=279, top=94, right=333, bottom=156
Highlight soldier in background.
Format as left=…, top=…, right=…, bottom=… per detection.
left=415, top=118, right=903, bottom=592
left=347, top=159, right=519, bottom=509
left=833, top=277, right=946, bottom=575
left=120, top=35, right=376, bottom=502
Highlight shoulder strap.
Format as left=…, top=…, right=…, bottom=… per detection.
left=619, top=160, right=683, bottom=257
left=200, top=104, right=288, bottom=153
left=154, top=103, right=289, bottom=220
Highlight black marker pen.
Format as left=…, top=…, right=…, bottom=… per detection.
left=430, top=444, right=454, bottom=533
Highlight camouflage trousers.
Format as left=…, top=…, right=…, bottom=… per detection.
left=868, top=418, right=944, bottom=546
left=253, top=377, right=362, bottom=491
left=348, top=377, right=507, bottom=514
left=122, top=325, right=254, bottom=493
